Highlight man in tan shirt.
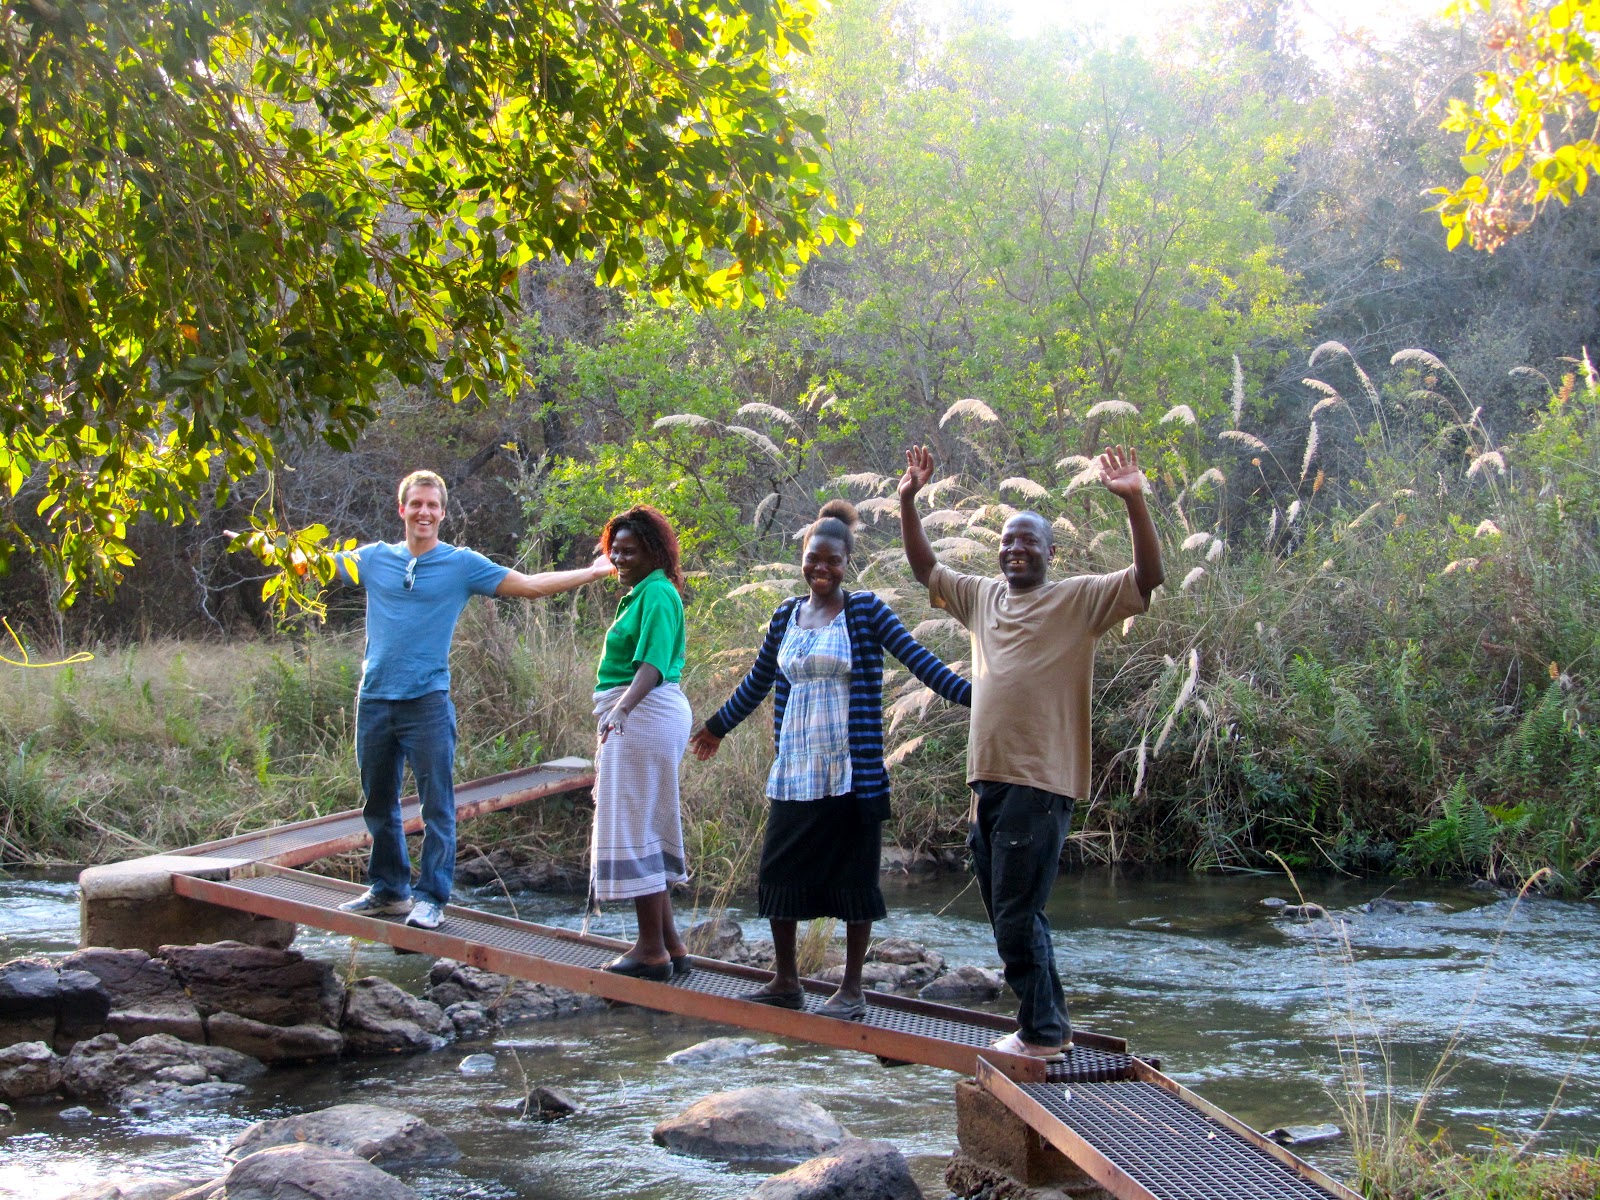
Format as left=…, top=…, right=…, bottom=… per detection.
left=898, top=444, right=1163, bottom=1060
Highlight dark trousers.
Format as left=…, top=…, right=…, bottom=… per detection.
left=968, top=780, right=1074, bottom=1046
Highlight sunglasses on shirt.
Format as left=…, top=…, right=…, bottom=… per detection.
left=404, top=557, right=418, bottom=591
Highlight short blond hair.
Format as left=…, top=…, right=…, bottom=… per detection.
left=397, top=470, right=448, bottom=510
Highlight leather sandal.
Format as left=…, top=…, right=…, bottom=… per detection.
left=604, top=955, right=674, bottom=983
left=742, top=986, right=805, bottom=1010
left=817, top=994, right=868, bottom=1022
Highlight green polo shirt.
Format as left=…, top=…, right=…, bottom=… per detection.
left=596, top=569, right=687, bottom=688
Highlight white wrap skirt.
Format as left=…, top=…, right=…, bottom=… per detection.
left=589, top=682, right=692, bottom=903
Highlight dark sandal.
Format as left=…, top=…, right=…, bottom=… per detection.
left=671, top=954, right=691, bottom=978
left=742, top=986, right=805, bottom=1010
left=817, top=995, right=867, bottom=1021
left=604, top=955, right=673, bottom=983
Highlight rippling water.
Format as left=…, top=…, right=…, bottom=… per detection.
left=1, top=867, right=1596, bottom=1199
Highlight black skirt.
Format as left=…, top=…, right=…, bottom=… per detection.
left=757, top=793, right=887, bottom=923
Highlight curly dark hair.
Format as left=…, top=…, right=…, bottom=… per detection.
left=601, top=505, right=689, bottom=599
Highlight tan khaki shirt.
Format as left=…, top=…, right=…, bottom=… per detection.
left=929, top=562, right=1148, bottom=799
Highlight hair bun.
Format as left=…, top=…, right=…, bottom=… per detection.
left=816, top=498, right=859, bottom=529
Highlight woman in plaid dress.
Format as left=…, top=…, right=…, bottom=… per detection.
left=690, top=500, right=971, bottom=1019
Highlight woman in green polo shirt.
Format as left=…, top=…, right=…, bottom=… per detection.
left=590, top=505, right=694, bottom=983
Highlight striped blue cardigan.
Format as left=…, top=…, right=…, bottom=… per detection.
left=704, top=590, right=972, bottom=821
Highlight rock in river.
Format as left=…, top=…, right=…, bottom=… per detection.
left=200, top=1143, right=420, bottom=1200
left=0, top=1040, right=64, bottom=1101
left=62, top=1032, right=263, bottom=1102
left=227, top=1102, right=461, bottom=1168
left=207, top=1011, right=343, bottom=1063
left=158, top=942, right=342, bottom=1029
left=339, top=977, right=451, bottom=1055
left=425, top=960, right=604, bottom=1027
left=745, top=1137, right=924, bottom=1200
left=523, top=1084, right=581, bottom=1121
left=917, top=965, right=1003, bottom=1003
left=666, top=1037, right=779, bottom=1067
left=0, top=957, right=111, bottom=1050
left=62, top=1174, right=213, bottom=1200
left=60, top=948, right=204, bottom=1044
left=653, top=1087, right=846, bottom=1162
left=1267, top=1122, right=1343, bottom=1146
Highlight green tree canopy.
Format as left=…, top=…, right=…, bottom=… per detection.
left=1434, top=0, right=1600, bottom=251
left=0, top=0, right=851, bottom=603
left=526, top=0, right=1312, bottom=551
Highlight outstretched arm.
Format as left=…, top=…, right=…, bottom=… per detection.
left=496, top=553, right=614, bottom=599
left=868, top=598, right=972, bottom=707
left=1099, top=446, right=1164, bottom=599
left=701, top=602, right=792, bottom=742
left=898, top=445, right=939, bottom=587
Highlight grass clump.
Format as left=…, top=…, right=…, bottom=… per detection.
left=1371, top=1137, right=1600, bottom=1200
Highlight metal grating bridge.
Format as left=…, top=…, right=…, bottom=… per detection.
left=126, top=758, right=1358, bottom=1198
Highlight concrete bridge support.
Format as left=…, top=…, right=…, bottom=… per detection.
left=949, top=1079, right=1112, bottom=1199
left=78, top=856, right=295, bottom=955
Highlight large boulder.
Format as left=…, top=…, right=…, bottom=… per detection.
left=0, top=957, right=111, bottom=1050
left=61, top=1032, right=263, bottom=1101
left=917, top=966, right=1004, bottom=1004
left=196, top=1144, right=419, bottom=1200
left=339, top=977, right=451, bottom=1055
left=0, top=1040, right=64, bottom=1101
left=653, top=1088, right=847, bottom=1162
left=0, top=958, right=72, bottom=1043
left=227, top=1102, right=460, bottom=1168
left=746, top=1138, right=924, bottom=1200
left=425, top=961, right=605, bottom=1026
left=207, top=1012, right=344, bottom=1062
left=159, top=943, right=342, bottom=1028
left=61, top=948, right=204, bottom=1043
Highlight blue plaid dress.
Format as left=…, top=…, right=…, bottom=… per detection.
left=766, top=608, right=853, bottom=802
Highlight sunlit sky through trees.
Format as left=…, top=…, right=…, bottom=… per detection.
left=952, top=0, right=1450, bottom=60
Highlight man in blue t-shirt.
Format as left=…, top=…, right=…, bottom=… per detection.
left=334, top=469, right=613, bottom=930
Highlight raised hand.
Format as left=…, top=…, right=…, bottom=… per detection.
left=1097, top=445, right=1147, bottom=501
left=898, top=445, right=935, bottom=501
left=688, top=724, right=723, bottom=761
left=592, top=550, right=616, bottom=577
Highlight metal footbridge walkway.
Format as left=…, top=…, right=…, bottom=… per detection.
left=140, top=759, right=1357, bottom=1200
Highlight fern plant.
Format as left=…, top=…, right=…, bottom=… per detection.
left=1403, top=776, right=1496, bottom=875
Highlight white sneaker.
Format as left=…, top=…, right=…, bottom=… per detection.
left=336, top=890, right=412, bottom=917
left=405, top=899, right=444, bottom=929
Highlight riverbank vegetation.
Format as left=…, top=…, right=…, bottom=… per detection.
left=2, top=343, right=1598, bottom=898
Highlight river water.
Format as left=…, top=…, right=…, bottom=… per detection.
left=1, top=867, right=1596, bottom=1199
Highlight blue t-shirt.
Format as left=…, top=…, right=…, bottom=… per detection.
left=340, top=542, right=510, bottom=700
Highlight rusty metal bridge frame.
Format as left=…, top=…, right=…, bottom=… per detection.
left=148, top=759, right=1359, bottom=1200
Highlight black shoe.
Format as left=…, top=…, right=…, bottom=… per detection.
left=604, top=955, right=673, bottom=983
left=671, top=954, right=691, bottom=978
left=742, top=987, right=805, bottom=1010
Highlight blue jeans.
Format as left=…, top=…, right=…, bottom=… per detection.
left=355, top=691, right=457, bottom=906
left=968, top=780, right=1075, bottom=1046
